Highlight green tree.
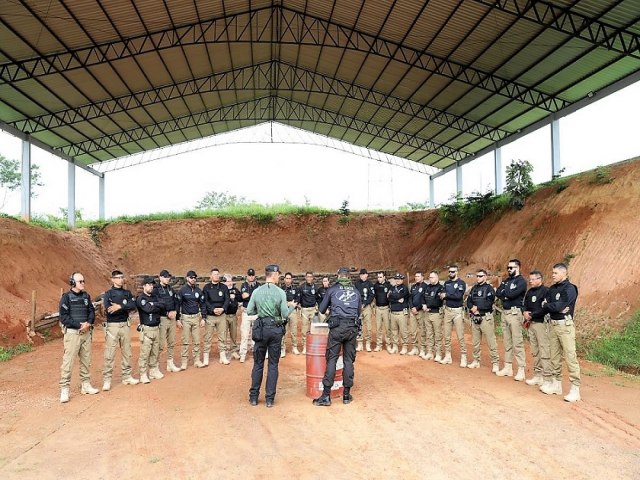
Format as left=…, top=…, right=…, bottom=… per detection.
left=505, top=159, right=534, bottom=210
left=196, top=191, right=248, bottom=210
left=0, top=154, right=44, bottom=208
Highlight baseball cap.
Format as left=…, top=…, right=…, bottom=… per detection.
left=359, top=268, right=368, bottom=274
left=159, top=269, right=172, bottom=278
left=142, top=276, right=155, bottom=285
left=265, top=264, right=280, bottom=273
left=186, top=270, right=197, bottom=278
left=247, top=268, right=256, bottom=276
left=337, top=267, right=350, bottom=274
left=393, top=272, right=404, bottom=280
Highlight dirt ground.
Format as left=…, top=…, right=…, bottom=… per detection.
left=0, top=325, right=639, bottom=480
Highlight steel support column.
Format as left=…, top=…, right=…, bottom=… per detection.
left=495, top=146, right=503, bottom=194
left=98, top=175, right=105, bottom=220
left=21, top=136, right=31, bottom=221
left=456, top=163, right=463, bottom=196
left=429, top=176, right=435, bottom=208
left=67, top=161, right=76, bottom=229
left=551, top=117, right=561, bottom=178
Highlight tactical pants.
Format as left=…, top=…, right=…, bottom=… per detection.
left=203, top=314, right=228, bottom=354
left=139, top=326, right=160, bottom=374
left=550, top=322, right=581, bottom=386
left=250, top=323, right=285, bottom=402
left=358, top=304, right=373, bottom=342
left=284, top=307, right=299, bottom=351
left=103, top=321, right=133, bottom=381
left=390, top=310, right=409, bottom=348
left=375, top=305, right=391, bottom=347
left=292, top=306, right=315, bottom=350
left=180, top=313, right=201, bottom=362
left=426, top=311, right=443, bottom=356
left=409, top=309, right=426, bottom=350
left=323, top=321, right=358, bottom=390
left=225, top=313, right=239, bottom=354
left=239, top=309, right=258, bottom=357
left=59, top=328, right=92, bottom=388
left=443, top=307, right=466, bottom=356
left=502, top=309, right=526, bottom=367
left=471, top=314, right=499, bottom=365
left=529, top=321, right=551, bottom=378
left=158, top=315, right=176, bottom=362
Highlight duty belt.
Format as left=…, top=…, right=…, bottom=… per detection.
left=445, top=306, right=462, bottom=311
left=141, top=325, right=159, bottom=329
left=376, top=305, right=389, bottom=309
left=181, top=313, right=200, bottom=317
left=550, top=319, right=567, bottom=325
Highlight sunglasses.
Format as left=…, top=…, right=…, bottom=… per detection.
left=77, top=280, right=86, bottom=283
left=448, top=270, right=457, bottom=274
left=507, top=267, right=517, bottom=270
left=112, top=276, right=124, bottom=280
left=477, top=274, right=486, bottom=278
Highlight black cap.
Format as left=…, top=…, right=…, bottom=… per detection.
left=393, top=272, right=404, bottom=280
left=359, top=268, right=368, bottom=274
left=111, top=270, right=123, bottom=278
left=142, top=276, right=155, bottom=285
left=186, top=270, right=197, bottom=278
left=247, top=268, right=256, bottom=276
left=159, top=269, right=172, bottom=278
left=265, top=264, right=280, bottom=273
left=337, top=267, right=350, bottom=274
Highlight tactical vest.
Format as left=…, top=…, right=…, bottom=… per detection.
left=68, top=291, right=91, bottom=323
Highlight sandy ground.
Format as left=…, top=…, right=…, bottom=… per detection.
left=1, top=326, right=638, bottom=480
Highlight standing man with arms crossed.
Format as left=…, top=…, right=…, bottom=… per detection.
left=354, top=268, right=374, bottom=352
left=59, top=272, right=98, bottom=403
left=373, top=271, right=391, bottom=352
left=248, top=264, right=292, bottom=408
left=439, top=265, right=467, bottom=367
left=523, top=270, right=550, bottom=387
left=422, top=271, right=444, bottom=361
left=136, top=277, right=166, bottom=384
left=282, top=272, right=299, bottom=357
left=541, top=263, right=581, bottom=402
left=176, top=270, right=205, bottom=370
left=466, top=269, right=499, bottom=372
left=295, top=272, right=318, bottom=355
left=313, top=267, right=362, bottom=407
left=388, top=273, right=410, bottom=355
left=154, top=270, right=180, bottom=373
left=409, top=272, right=427, bottom=356
left=102, top=270, right=139, bottom=391
left=316, top=276, right=331, bottom=322
left=495, top=259, right=527, bottom=381
left=239, top=268, right=260, bottom=363
left=202, top=268, right=230, bottom=366
left=224, top=274, right=242, bottom=360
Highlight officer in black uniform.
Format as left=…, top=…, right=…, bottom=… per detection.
left=388, top=273, right=410, bottom=354
left=313, top=267, right=362, bottom=407
left=372, top=272, right=392, bottom=352
left=296, top=272, right=318, bottom=354
left=354, top=268, right=375, bottom=351
left=523, top=270, right=550, bottom=386
left=136, top=276, right=166, bottom=383
left=153, top=270, right=180, bottom=373
left=224, top=274, right=242, bottom=360
left=281, top=272, right=299, bottom=356
left=176, top=270, right=206, bottom=369
left=316, top=276, right=330, bottom=322
left=466, top=269, right=498, bottom=370
left=202, top=268, right=230, bottom=366
left=239, top=268, right=261, bottom=362
left=422, top=271, right=445, bottom=361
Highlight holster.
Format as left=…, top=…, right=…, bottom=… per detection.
left=251, top=319, right=264, bottom=342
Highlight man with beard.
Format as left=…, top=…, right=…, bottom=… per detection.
left=439, top=265, right=467, bottom=366
left=523, top=271, right=550, bottom=387
left=354, top=268, right=374, bottom=352
left=421, top=271, right=444, bottom=361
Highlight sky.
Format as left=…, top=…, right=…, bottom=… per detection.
left=0, top=80, right=639, bottom=220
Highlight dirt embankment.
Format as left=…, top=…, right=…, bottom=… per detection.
left=1, top=159, right=639, bottom=347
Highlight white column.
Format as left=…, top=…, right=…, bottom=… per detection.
left=551, top=117, right=561, bottom=178
left=456, top=163, right=463, bottom=196
left=429, top=176, right=435, bottom=208
left=99, top=175, right=105, bottom=220
left=494, top=146, right=503, bottom=194
left=21, top=136, right=31, bottom=221
left=67, top=161, right=76, bottom=229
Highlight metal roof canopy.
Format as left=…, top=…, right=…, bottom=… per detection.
left=0, top=0, right=639, bottom=174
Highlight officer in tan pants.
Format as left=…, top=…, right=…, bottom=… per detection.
left=136, top=276, right=165, bottom=383
left=523, top=270, right=550, bottom=386
left=176, top=271, right=205, bottom=369
left=372, top=272, right=392, bottom=352
left=409, top=272, right=427, bottom=356
left=439, top=266, right=467, bottom=367
left=421, top=271, right=444, bottom=361
left=153, top=270, right=180, bottom=373
left=59, top=272, right=99, bottom=403
left=466, top=269, right=499, bottom=371
left=354, top=269, right=374, bottom=351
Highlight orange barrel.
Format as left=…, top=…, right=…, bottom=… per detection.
left=305, top=332, right=343, bottom=398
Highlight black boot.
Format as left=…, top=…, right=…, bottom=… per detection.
left=312, top=388, right=332, bottom=406
left=343, top=387, right=353, bottom=404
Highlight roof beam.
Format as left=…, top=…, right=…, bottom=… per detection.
left=473, top=0, right=640, bottom=59
left=0, top=6, right=568, bottom=111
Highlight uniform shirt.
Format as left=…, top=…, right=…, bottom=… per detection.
left=496, top=274, right=527, bottom=309
left=226, top=286, right=241, bottom=315
left=298, top=282, right=318, bottom=308
left=466, top=283, right=495, bottom=314
left=318, top=281, right=362, bottom=318
left=354, top=279, right=375, bottom=307
left=59, top=289, right=95, bottom=329
left=246, top=283, right=291, bottom=320
left=443, top=278, right=466, bottom=308
left=543, top=279, right=578, bottom=320
left=136, top=292, right=165, bottom=327
left=103, top=286, right=136, bottom=322
left=177, top=284, right=205, bottom=318
left=316, top=286, right=328, bottom=305
left=524, top=285, right=548, bottom=321
left=410, top=281, right=426, bottom=310
left=388, top=284, right=409, bottom=312
left=423, top=283, right=444, bottom=312
left=373, top=281, right=391, bottom=307
left=240, top=281, right=261, bottom=308
left=153, top=283, right=178, bottom=315
left=283, top=284, right=299, bottom=303
left=202, top=282, right=230, bottom=316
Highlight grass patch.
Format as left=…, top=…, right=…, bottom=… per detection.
left=0, top=343, right=34, bottom=361
left=586, top=311, right=640, bottom=375
left=590, top=165, right=614, bottom=185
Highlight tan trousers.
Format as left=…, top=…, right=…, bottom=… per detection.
left=443, top=307, right=466, bottom=356
left=285, top=306, right=299, bottom=350
left=425, top=311, right=443, bottom=356
left=375, top=305, right=391, bottom=346
left=225, top=313, right=239, bottom=354
left=239, top=308, right=258, bottom=357
left=502, top=309, right=526, bottom=367
left=203, top=314, right=228, bottom=354
left=292, top=306, right=315, bottom=349
left=59, top=328, right=92, bottom=388
left=409, top=309, right=426, bottom=350
left=390, top=310, right=409, bottom=348
left=181, top=313, right=201, bottom=361
left=139, top=326, right=160, bottom=374
left=103, top=322, right=133, bottom=381
left=358, top=304, right=373, bottom=342
left=471, top=314, right=499, bottom=364
left=550, top=322, right=581, bottom=386
left=158, top=315, right=176, bottom=361
left=529, top=321, right=551, bottom=378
